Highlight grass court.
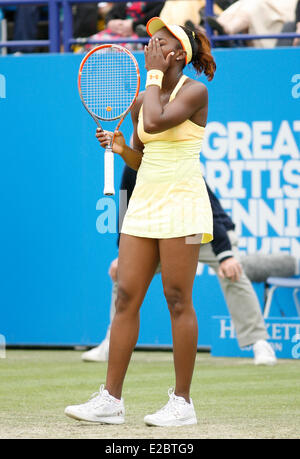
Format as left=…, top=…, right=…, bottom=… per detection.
left=0, top=350, right=299, bottom=439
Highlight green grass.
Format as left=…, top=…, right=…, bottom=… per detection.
left=0, top=350, right=299, bottom=439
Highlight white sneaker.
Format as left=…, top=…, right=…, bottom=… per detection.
left=64, top=385, right=125, bottom=424
left=144, top=389, right=197, bottom=427
left=81, top=338, right=109, bottom=362
left=253, top=340, right=277, bottom=366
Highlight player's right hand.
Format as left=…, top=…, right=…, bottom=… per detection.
left=95, top=129, right=126, bottom=155
left=218, top=257, right=242, bottom=282
left=144, top=37, right=174, bottom=73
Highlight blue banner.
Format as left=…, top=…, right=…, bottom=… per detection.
left=212, top=316, right=300, bottom=359
left=0, top=48, right=299, bottom=347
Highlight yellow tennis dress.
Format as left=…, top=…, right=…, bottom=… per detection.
left=121, top=75, right=213, bottom=243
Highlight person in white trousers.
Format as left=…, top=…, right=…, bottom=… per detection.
left=206, top=0, right=298, bottom=48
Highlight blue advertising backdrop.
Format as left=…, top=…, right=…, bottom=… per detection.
left=0, top=48, right=299, bottom=357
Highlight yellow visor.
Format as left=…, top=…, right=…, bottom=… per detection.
left=146, top=17, right=193, bottom=65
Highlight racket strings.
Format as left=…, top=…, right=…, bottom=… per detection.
left=80, top=47, right=139, bottom=120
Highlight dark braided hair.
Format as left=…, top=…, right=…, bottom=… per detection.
left=181, top=26, right=216, bottom=81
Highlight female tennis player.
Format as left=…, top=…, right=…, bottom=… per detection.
left=65, top=17, right=216, bottom=427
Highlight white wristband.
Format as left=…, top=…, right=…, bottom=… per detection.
left=146, top=69, right=164, bottom=89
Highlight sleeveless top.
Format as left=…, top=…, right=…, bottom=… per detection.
left=121, top=75, right=213, bottom=242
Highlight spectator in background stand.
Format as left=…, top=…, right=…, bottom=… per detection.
left=73, top=2, right=114, bottom=40
left=73, top=2, right=114, bottom=53
left=276, top=0, right=300, bottom=46
left=158, top=0, right=224, bottom=29
left=294, top=0, right=300, bottom=45
left=155, top=1, right=238, bottom=48
left=10, top=3, right=113, bottom=55
left=206, top=0, right=298, bottom=48
left=12, top=5, right=41, bottom=53
left=85, top=1, right=165, bottom=51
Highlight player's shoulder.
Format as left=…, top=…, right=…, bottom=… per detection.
left=183, top=78, right=208, bottom=95
left=181, top=78, right=208, bottom=105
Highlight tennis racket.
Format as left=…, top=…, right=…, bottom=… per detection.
left=78, top=44, right=140, bottom=195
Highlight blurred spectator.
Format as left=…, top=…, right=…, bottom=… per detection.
left=73, top=2, right=113, bottom=39
left=0, top=8, right=6, bottom=55
left=12, top=5, right=41, bottom=53
left=206, top=0, right=299, bottom=48
left=7, top=4, right=47, bottom=54
left=294, top=0, right=300, bottom=45
left=85, top=1, right=165, bottom=51
left=1, top=5, right=50, bottom=54
left=158, top=0, right=238, bottom=48
left=276, top=0, right=300, bottom=46
left=159, top=0, right=224, bottom=28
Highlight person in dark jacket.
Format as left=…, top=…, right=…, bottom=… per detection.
left=105, top=1, right=165, bottom=37
left=82, top=165, right=276, bottom=366
left=85, top=1, right=165, bottom=51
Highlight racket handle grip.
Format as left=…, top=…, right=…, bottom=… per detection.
left=103, top=146, right=115, bottom=196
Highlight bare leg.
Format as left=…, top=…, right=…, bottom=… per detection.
left=159, top=237, right=201, bottom=403
left=105, top=234, right=159, bottom=399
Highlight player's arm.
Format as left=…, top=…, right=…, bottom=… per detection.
left=95, top=93, right=145, bottom=171
left=143, top=37, right=207, bottom=133
left=143, top=81, right=207, bottom=133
